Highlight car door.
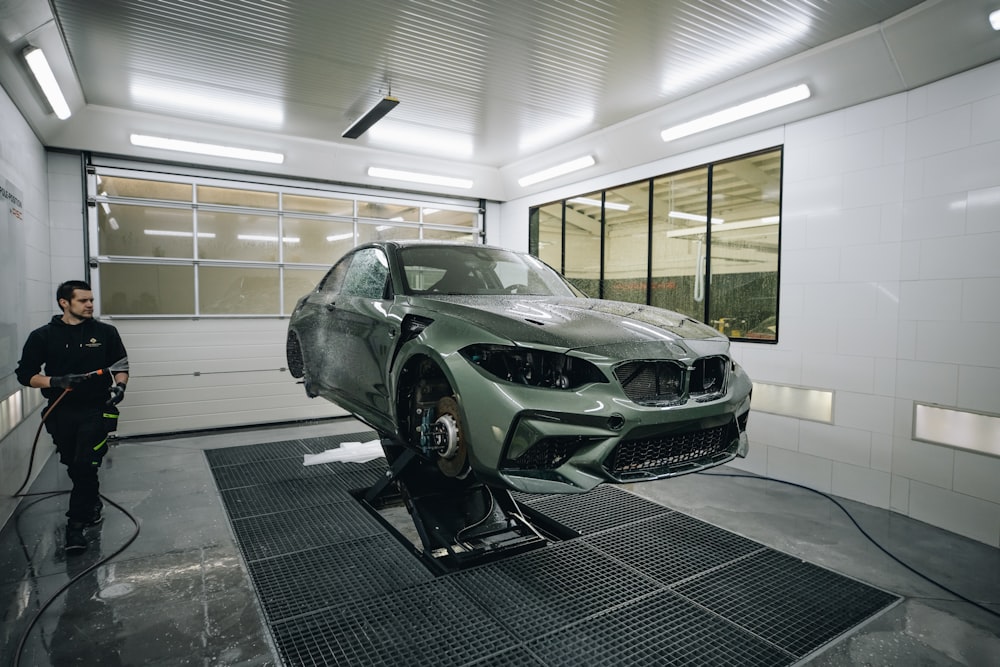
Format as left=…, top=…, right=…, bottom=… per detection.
left=292, top=254, right=350, bottom=391
left=326, top=247, right=397, bottom=429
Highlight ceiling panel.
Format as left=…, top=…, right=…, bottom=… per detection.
left=1, top=0, right=997, bottom=198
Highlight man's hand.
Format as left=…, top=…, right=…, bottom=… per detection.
left=49, top=374, right=88, bottom=389
left=107, top=382, right=127, bottom=406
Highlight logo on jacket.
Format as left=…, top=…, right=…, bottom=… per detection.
left=85, top=338, right=102, bottom=348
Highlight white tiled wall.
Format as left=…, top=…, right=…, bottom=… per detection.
left=0, top=84, right=54, bottom=527
left=726, top=59, right=1000, bottom=547
left=498, top=58, right=1000, bottom=548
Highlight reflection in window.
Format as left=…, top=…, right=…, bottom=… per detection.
left=535, top=202, right=563, bottom=272
left=198, top=185, right=278, bottom=208
left=563, top=192, right=603, bottom=297
left=199, top=266, right=280, bottom=314
left=422, top=227, right=476, bottom=242
left=97, top=175, right=191, bottom=201
left=197, top=210, right=281, bottom=262
left=100, top=264, right=195, bottom=315
left=707, top=153, right=781, bottom=341
left=651, top=167, right=709, bottom=320
left=529, top=147, right=782, bottom=342
left=283, top=194, right=354, bottom=216
left=282, top=217, right=354, bottom=264
left=422, top=208, right=476, bottom=227
left=358, top=201, right=419, bottom=222
left=357, top=222, right=419, bottom=244
left=99, top=203, right=195, bottom=259
left=602, top=183, right=649, bottom=305
left=92, top=169, right=481, bottom=317
left=283, top=268, right=327, bottom=315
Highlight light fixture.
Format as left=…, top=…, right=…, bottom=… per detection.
left=237, top=234, right=300, bottom=243
left=326, top=233, right=354, bottom=242
left=130, top=134, right=284, bottom=164
left=669, top=210, right=724, bottom=224
left=342, top=96, right=399, bottom=139
left=991, top=9, right=1000, bottom=30
left=143, top=229, right=216, bottom=238
left=22, top=46, right=71, bottom=119
left=661, top=84, right=811, bottom=142
left=568, top=197, right=630, bottom=212
left=517, top=155, right=596, bottom=187
left=367, top=167, right=473, bottom=189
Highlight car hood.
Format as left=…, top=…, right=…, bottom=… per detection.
left=412, top=295, right=727, bottom=352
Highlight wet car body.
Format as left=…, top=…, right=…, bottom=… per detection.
left=287, top=241, right=751, bottom=495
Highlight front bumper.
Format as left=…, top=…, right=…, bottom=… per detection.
left=447, top=356, right=753, bottom=495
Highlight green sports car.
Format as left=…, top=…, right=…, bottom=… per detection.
left=287, top=241, right=751, bottom=495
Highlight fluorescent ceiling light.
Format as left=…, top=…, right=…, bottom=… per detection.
left=568, top=197, right=629, bottom=212
left=367, top=122, right=473, bottom=158
left=669, top=210, right=724, bottom=224
left=661, top=84, right=811, bottom=142
left=666, top=217, right=778, bottom=237
left=143, top=229, right=216, bottom=238
left=130, top=134, right=284, bottom=164
left=367, top=167, right=473, bottom=189
left=343, top=96, right=399, bottom=139
left=991, top=9, right=1000, bottom=30
left=237, top=234, right=300, bottom=243
left=326, top=233, right=354, bottom=242
left=518, top=155, right=596, bottom=187
left=131, top=82, right=284, bottom=127
left=22, top=46, right=71, bottom=119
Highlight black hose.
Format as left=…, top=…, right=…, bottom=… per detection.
left=697, top=470, right=1000, bottom=620
left=12, top=491, right=141, bottom=666
left=13, top=389, right=70, bottom=497
left=10, top=386, right=142, bottom=666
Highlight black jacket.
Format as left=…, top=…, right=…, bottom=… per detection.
left=15, top=315, right=128, bottom=407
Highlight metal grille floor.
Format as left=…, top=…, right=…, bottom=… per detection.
left=205, top=433, right=900, bottom=667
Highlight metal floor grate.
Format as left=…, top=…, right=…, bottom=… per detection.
left=207, top=433, right=900, bottom=666
left=517, top=484, right=671, bottom=535
left=673, top=548, right=900, bottom=657
left=270, top=577, right=519, bottom=666
left=583, top=511, right=766, bottom=585
left=247, top=534, right=433, bottom=622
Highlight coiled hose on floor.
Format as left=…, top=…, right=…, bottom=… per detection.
left=11, top=387, right=142, bottom=667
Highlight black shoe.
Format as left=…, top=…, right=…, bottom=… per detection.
left=65, top=522, right=88, bottom=554
left=83, top=507, right=104, bottom=527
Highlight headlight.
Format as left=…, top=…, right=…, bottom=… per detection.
left=460, top=344, right=607, bottom=390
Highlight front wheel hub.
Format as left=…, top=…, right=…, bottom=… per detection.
left=432, top=396, right=468, bottom=478
left=429, top=413, right=459, bottom=458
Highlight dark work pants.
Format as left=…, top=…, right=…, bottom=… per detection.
left=44, top=404, right=112, bottom=522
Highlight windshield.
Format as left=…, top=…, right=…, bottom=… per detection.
left=399, top=245, right=583, bottom=297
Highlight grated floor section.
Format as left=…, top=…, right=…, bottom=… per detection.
left=207, top=433, right=900, bottom=666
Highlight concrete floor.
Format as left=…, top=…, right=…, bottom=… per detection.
left=1, top=417, right=997, bottom=666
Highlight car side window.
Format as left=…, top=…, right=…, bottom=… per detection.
left=341, top=247, right=390, bottom=299
left=316, top=257, right=351, bottom=298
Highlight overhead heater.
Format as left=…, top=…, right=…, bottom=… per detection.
left=342, top=95, right=399, bottom=139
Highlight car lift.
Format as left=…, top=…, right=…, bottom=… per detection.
left=361, top=440, right=549, bottom=573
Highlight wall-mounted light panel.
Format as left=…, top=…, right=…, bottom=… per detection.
left=751, top=381, right=834, bottom=423
left=913, top=403, right=1000, bottom=457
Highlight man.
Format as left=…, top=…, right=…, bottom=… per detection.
left=15, top=280, right=129, bottom=554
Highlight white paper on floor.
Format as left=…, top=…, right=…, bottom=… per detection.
left=303, top=439, right=384, bottom=466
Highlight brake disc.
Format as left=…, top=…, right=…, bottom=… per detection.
left=433, top=396, right=469, bottom=478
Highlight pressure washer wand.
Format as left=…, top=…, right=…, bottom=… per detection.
left=12, top=357, right=129, bottom=497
